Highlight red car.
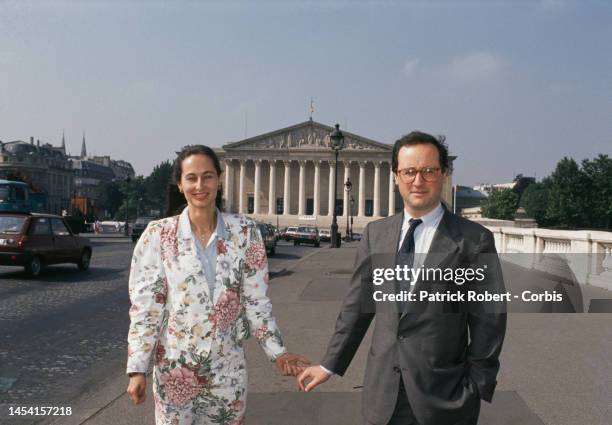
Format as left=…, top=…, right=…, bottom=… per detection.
left=0, top=212, right=92, bottom=277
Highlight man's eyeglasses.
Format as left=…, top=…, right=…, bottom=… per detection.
left=396, top=167, right=442, bottom=183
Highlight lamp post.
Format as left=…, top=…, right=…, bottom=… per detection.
left=344, top=178, right=352, bottom=242
left=350, top=196, right=355, bottom=240
left=124, top=176, right=131, bottom=236
left=329, top=124, right=345, bottom=248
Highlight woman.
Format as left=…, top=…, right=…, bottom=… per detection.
left=126, top=145, right=308, bottom=424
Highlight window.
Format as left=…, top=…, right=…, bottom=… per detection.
left=51, top=219, right=71, bottom=236
left=335, top=199, right=343, bottom=216
left=31, top=218, right=52, bottom=235
left=306, top=198, right=314, bottom=215
left=0, top=216, right=26, bottom=234
left=247, top=196, right=254, bottom=214
left=365, top=200, right=373, bottom=217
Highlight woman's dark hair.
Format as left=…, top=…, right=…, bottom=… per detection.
left=391, top=131, right=449, bottom=173
left=165, top=145, right=224, bottom=217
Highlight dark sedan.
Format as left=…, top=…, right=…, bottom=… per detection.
left=131, top=216, right=156, bottom=242
left=0, top=212, right=92, bottom=277
left=257, top=223, right=277, bottom=255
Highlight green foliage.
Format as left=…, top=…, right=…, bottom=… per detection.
left=518, top=154, right=612, bottom=230
left=95, top=180, right=124, bottom=218
left=481, top=188, right=519, bottom=220
left=520, top=180, right=550, bottom=225
left=581, top=154, right=612, bottom=229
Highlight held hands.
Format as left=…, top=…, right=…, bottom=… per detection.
left=297, top=365, right=332, bottom=392
left=275, top=352, right=311, bottom=376
left=126, top=374, right=146, bottom=405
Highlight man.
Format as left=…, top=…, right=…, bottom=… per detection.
left=298, top=131, right=507, bottom=425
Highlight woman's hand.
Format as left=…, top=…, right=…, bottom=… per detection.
left=126, top=374, right=147, bottom=405
left=275, top=352, right=311, bottom=376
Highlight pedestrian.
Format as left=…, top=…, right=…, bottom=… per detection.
left=298, top=131, right=507, bottom=425
left=126, top=145, right=309, bottom=425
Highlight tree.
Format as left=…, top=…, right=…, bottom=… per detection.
left=144, top=160, right=173, bottom=215
left=95, top=180, right=124, bottom=219
left=581, top=154, right=612, bottom=230
left=481, top=188, right=519, bottom=220
left=520, top=180, right=551, bottom=226
left=544, top=157, right=588, bottom=229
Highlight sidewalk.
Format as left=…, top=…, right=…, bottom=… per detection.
left=50, top=243, right=610, bottom=425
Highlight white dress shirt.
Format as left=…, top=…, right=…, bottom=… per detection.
left=397, top=202, right=445, bottom=270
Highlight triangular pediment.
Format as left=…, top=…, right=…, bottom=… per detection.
left=222, top=120, right=391, bottom=151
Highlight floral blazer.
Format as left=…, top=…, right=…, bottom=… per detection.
left=127, top=207, right=286, bottom=373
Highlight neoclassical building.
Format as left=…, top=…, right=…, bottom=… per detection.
left=216, top=120, right=455, bottom=231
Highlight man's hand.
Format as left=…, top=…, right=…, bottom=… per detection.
left=275, top=352, right=311, bottom=376
left=126, top=374, right=146, bottom=405
left=297, top=365, right=332, bottom=392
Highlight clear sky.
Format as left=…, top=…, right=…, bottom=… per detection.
left=1, top=0, right=610, bottom=186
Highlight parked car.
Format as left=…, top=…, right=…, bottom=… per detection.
left=318, top=229, right=331, bottom=242
left=283, top=226, right=299, bottom=241
left=131, top=216, right=156, bottom=242
left=293, top=226, right=321, bottom=247
left=257, top=223, right=277, bottom=255
left=0, top=212, right=92, bottom=277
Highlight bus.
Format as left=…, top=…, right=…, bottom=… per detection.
left=0, top=180, right=47, bottom=213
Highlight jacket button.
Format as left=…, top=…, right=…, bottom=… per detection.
left=393, top=366, right=401, bottom=373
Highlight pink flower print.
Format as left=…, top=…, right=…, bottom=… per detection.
left=211, top=289, right=241, bottom=332
left=217, top=239, right=228, bottom=255
left=254, top=326, right=270, bottom=343
left=159, top=222, right=179, bottom=259
left=230, top=399, right=245, bottom=412
left=159, top=366, right=202, bottom=406
left=245, top=240, right=266, bottom=270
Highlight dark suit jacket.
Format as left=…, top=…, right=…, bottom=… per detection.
left=321, top=209, right=507, bottom=425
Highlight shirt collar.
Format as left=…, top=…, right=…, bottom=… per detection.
left=179, top=206, right=227, bottom=240
left=402, top=202, right=444, bottom=229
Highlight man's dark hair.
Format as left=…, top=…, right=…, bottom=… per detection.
left=165, top=145, right=223, bottom=217
left=391, top=131, right=449, bottom=173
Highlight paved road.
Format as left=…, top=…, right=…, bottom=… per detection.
left=0, top=239, right=319, bottom=417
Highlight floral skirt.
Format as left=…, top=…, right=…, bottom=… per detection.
left=152, top=341, right=247, bottom=425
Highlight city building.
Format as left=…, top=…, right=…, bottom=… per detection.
left=0, top=136, right=73, bottom=214
left=215, top=119, right=456, bottom=231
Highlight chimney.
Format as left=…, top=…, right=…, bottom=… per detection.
left=30, top=136, right=34, bottom=145
left=37, top=139, right=40, bottom=147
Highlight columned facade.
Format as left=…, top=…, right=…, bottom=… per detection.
left=217, top=120, right=455, bottom=231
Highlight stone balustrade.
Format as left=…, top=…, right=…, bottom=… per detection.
left=486, top=226, right=612, bottom=291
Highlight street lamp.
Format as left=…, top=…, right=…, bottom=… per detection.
left=350, top=196, right=355, bottom=240
left=344, top=178, right=352, bottom=242
left=329, top=124, right=345, bottom=248
left=124, top=175, right=131, bottom=236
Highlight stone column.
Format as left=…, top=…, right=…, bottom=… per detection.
left=224, top=159, right=232, bottom=212
left=343, top=160, right=351, bottom=216
left=298, top=160, right=306, bottom=216
left=373, top=161, right=381, bottom=217
left=328, top=161, right=336, bottom=217
left=358, top=161, right=366, bottom=217
left=253, top=159, right=261, bottom=214
left=283, top=160, right=291, bottom=215
left=238, top=159, right=246, bottom=214
left=313, top=160, right=320, bottom=216
left=388, top=163, right=395, bottom=216
left=268, top=160, right=276, bottom=215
